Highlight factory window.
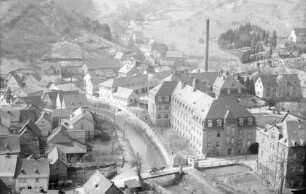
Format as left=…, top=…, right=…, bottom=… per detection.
left=217, top=119, right=223, bottom=127
left=248, top=118, right=253, bottom=125
left=239, top=118, right=244, bottom=126
left=207, top=120, right=213, bottom=127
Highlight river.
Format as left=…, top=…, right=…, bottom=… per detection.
left=116, top=113, right=166, bottom=170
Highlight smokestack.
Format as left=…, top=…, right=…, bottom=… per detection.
left=205, top=19, right=209, bottom=72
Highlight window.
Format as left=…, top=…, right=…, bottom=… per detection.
left=157, top=96, right=162, bottom=102
left=227, top=88, right=231, bottom=94
left=239, top=118, right=244, bottom=126
left=207, top=120, right=212, bottom=127
left=164, top=105, right=169, bottom=110
left=217, top=131, right=220, bottom=138
left=157, top=105, right=162, bottom=110
left=248, top=118, right=253, bottom=125
left=217, top=119, right=222, bottom=127
left=157, top=114, right=162, bottom=119
left=164, top=96, right=169, bottom=102
left=163, top=114, right=169, bottom=119
left=35, top=178, right=39, bottom=183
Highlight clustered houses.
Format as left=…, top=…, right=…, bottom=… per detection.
left=256, top=117, right=306, bottom=189
left=254, top=74, right=302, bottom=102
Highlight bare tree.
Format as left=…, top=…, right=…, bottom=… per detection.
left=135, top=152, right=144, bottom=187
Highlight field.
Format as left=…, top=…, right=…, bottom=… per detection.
left=199, top=165, right=279, bottom=194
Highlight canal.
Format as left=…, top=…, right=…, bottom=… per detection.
left=89, top=107, right=166, bottom=170
left=116, top=113, right=166, bottom=170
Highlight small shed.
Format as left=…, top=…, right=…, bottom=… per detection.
left=124, top=179, right=141, bottom=193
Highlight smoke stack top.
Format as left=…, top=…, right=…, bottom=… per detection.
left=205, top=19, right=209, bottom=72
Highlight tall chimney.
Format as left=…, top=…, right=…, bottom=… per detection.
left=205, top=19, right=210, bottom=72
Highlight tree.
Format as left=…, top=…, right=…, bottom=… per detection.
left=135, top=153, right=144, bottom=187
left=5, top=87, right=13, bottom=104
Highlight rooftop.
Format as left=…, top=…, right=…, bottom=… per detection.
left=0, top=154, right=18, bottom=177
left=15, top=158, right=50, bottom=178
left=0, top=135, right=21, bottom=155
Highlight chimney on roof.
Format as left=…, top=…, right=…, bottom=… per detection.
left=34, top=168, right=39, bottom=174
left=204, top=19, right=210, bottom=72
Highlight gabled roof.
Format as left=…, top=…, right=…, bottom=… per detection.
left=19, top=119, right=41, bottom=137
left=113, top=87, right=135, bottom=99
left=23, top=73, right=41, bottom=82
left=62, top=93, right=88, bottom=108
left=62, top=108, right=93, bottom=128
left=15, top=158, right=50, bottom=178
left=206, top=96, right=254, bottom=120
left=7, top=71, right=23, bottom=87
left=293, top=28, right=306, bottom=36
left=53, top=83, right=79, bottom=92
left=277, top=119, right=306, bottom=147
left=0, top=135, right=21, bottom=155
left=48, top=146, right=67, bottom=165
left=48, top=141, right=87, bottom=154
left=41, top=62, right=62, bottom=72
left=118, top=63, right=138, bottom=75
left=213, top=75, right=246, bottom=90
left=258, top=74, right=300, bottom=87
left=84, top=170, right=117, bottom=194
left=0, top=154, right=18, bottom=177
left=150, top=81, right=178, bottom=97
left=99, top=74, right=148, bottom=88
left=47, top=125, right=72, bottom=144
left=35, top=111, right=52, bottom=126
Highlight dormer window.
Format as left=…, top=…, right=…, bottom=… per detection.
left=164, top=96, right=169, bottom=102
left=248, top=118, right=253, bottom=125
left=157, top=96, right=162, bottom=102
left=217, top=119, right=223, bottom=127
left=207, top=120, right=212, bottom=127
left=239, top=118, right=244, bottom=126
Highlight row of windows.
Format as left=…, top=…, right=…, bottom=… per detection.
left=19, top=178, right=39, bottom=183
left=126, top=81, right=146, bottom=88
left=157, top=96, right=170, bottom=103
left=157, top=104, right=169, bottom=110
left=157, top=113, right=169, bottom=119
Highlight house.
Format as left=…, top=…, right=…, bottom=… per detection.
left=256, top=117, right=306, bottom=189
left=168, top=81, right=256, bottom=156
left=50, top=83, right=79, bottom=92
left=22, top=74, right=41, bottom=87
left=0, top=135, right=20, bottom=155
left=47, top=125, right=87, bottom=163
left=99, top=74, right=148, bottom=103
left=148, top=81, right=178, bottom=127
left=0, top=109, right=40, bottom=134
left=48, top=147, right=68, bottom=183
left=212, top=73, right=247, bottom=98
left=0, top=154, right=18, bottom=192
left=56, top=92, right=88, bottom=110
left=40, top=62, right=62, bottom=76
left=118, top=62, right=139, bottom=77
left=51, top=109, right=74, bottom=128
left=254, top=74, right=302, bottom=102
left=112, top=87, right=138, bottom=106
left=82, top=56, right=121, bottom=74
left=15, top=158, right=50, bottom=193
left=288, top=28, right=306, bottom=45
left=14, top=86, right=43, bottom=98
left=18, top=120, right=41, bottom=157
left=41, top=91, right=61, bottom=109
left=84, top=72, right=105, bottom=95
left=35, top=111, right=53, bottom=137
left=61, top=108, right=94, bottom=142
left=84, top=170, right=123, bottom=194
left=165, top=51, right=184, bottom=65
left=6, top=71, right=23, bottom=91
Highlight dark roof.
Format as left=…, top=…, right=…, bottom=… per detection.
left=293, top=28, right=306, bottom=36
left=18, top=96, right=43, bottom=107
left=52, top=109, right=74, bottom=118
left=258, top=74, right=300, bottom=87
left=206, top=96, right=254, bottom=120
left=0, top=135, right=21, bottom=154
left=0, top=109, right=39, bottom=123
left=124, top=179, right=141, bottom=188
left=154, top=81, right=178, bottom=97
left=0, top=179, right=10, bottom=194
left=62, top=93, right=88, bottom=109
left=15, top=158, right=50, bottom=178
left=19, top=119, right=41, bottom=137
left=213, top=75, right=246, bottom=90
left=84, top=170, right=122, bottom=194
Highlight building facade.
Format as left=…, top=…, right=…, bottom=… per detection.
left=256, top=118, right=306, bottom=189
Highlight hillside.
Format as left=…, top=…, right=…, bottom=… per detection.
left=0, top=0, right=115, bottom=60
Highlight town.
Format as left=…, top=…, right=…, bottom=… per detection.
left=0, top=0, right=305, bottom=194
